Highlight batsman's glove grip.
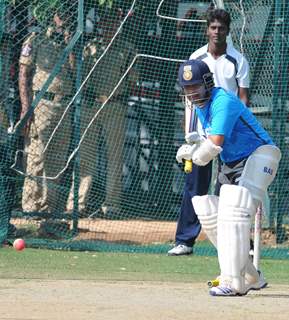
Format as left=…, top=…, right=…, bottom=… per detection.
left=176, top=144, right=198, bottom=164
left=184, top=159, right=193, bottom=173
left=185, top=131, right=202, bottom=144
left=192, top=139, right=222, bottom=166
left=183, top=131, right=204, bottom=173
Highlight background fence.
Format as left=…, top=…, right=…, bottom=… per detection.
left=0, top=0, right=288, bottom=257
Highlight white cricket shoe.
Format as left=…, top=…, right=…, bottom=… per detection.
left=167, top=244, right=193, bottom=256
left=209, top=285, right=246, bottom=297
left=247, top=270, right=268, bottom=290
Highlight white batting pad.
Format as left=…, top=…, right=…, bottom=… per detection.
left=192, top=195, right=219, bottom=247
left=217, top=184, right=255, bottom=293
left=238, top=145, right=281, bottom=203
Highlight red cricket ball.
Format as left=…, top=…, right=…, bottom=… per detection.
left=13, top=238, right=25, bottom=251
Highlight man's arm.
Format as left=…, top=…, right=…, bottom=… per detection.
left=18, top=63, right=32, bottom=119
left=237, top=54, right=250, bottom=106
left=239, top=87, right=250, bottom=106
left=208, top=134, right=224, bottom=146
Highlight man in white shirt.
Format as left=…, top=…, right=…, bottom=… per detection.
left=168, top=8, right=250, bottom=256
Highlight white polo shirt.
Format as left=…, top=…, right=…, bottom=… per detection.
left=185, top=43, right=250, bottom=134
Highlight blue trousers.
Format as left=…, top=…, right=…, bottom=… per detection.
left=175, top=162, right=212, bottom=247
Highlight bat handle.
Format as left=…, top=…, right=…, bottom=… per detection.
left=184, top=159, right=193, bottom=173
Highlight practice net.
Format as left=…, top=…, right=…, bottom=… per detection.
left=0, top=0, right=288, bottom=265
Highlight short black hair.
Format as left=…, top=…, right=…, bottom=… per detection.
left=206, top=8, right=231, bottom=30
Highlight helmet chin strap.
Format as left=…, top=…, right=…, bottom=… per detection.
left=181, top=90, right=210, bottom=110
left=192, top=97, right=209, bottom=108
left=182, top=96, right=209, bottom=111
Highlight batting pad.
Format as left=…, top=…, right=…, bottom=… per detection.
left=239, top=145, right=281, bottom=203
left=192, top=195, right=218, bottom=247
left=217, top=184, right=255, bottom=293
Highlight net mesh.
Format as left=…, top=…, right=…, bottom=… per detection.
left=0, top=1, right=288, bottom=263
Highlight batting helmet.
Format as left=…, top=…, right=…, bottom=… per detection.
left=178, top=59, right=214, bottom=108
left=178, top=59, right=214, bottom=88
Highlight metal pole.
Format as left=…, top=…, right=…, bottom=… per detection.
left=271, top=0, right=282, bottom=240
left=0, top=0, right=8, bottom=242
left=276, top=0, right=288, bottom=243
left=0, top=0, right=5, bottom=83
left=71, top=0, right=84, bottom=235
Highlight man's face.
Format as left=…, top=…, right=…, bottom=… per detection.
left=54, top=13, right=65, bottom=32
left=183, top=83, right=209, bottom=108
left=207, top=20, right=229, bottom=46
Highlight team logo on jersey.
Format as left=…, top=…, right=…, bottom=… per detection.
left=183, top=65, right=192, bottom=81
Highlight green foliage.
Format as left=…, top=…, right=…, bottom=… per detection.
left=30, top=0, right=61, bottom=24
left=24, top=0, right=116, bottom=25
left=99, top=0, right=114, bottom=9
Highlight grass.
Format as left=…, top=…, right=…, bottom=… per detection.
left=0, top=247, right=289, bottom=284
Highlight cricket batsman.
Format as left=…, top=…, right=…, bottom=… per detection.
left=176, top=59, right=281, bottom=296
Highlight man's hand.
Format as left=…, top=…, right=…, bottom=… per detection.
left=192, top=139, right=222, bottom=166
left=185, top=131, right=203, bottom=144
left=176, top=144, right=198, bottom=164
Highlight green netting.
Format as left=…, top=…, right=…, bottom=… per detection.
left=0, top=0, right=288, bottom=266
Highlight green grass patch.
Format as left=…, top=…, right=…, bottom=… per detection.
left=0, top=248, right=289, bottom=284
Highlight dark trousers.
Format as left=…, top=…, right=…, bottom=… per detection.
left=175, top=161, right=212, bottom=247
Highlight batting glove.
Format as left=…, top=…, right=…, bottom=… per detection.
left=192, top=139, right=222, bottom=166
left=176, top=144, right=198, bottom=164
left=185, top=131, right=202, bottom=144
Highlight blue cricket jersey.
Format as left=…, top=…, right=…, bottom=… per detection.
left=196, top=88, right=274, bottom=163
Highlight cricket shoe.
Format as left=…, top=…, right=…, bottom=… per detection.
left=209, top=285, right=247, bottom=297
left=167, top=244, right=193, bottom=256
left=247, top=270, right=268, bottom=291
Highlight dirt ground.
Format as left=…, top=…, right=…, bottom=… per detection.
left=12, top=217, right=288, bottom=246
left=74, top=219, right=288, bottom=246
left=0, top=279, right=289, bottom=320
left=75, top=219, right=186, bottom=243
